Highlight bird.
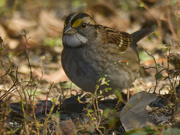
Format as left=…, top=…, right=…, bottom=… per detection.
left=61, top=12, right=156, bottom=96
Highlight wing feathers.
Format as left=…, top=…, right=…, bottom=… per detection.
left=104, top=26, right=131, bottom=51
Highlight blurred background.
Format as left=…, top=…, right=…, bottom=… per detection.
left=0, top=0, right=180, bottom=134
left=0, top=0, right=179, bottom=101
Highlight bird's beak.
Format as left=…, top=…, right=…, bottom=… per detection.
left=64, top=27, right=77, bottom=35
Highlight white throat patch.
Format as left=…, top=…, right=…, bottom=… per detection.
left=63, top=33, right=88, bottom=47
left=75, top=33, right=88, bottom=44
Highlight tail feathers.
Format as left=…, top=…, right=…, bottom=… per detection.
left=131, top=27, right=156, bottom=44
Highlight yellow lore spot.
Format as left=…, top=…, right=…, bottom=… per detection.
left=64, top=21, right=66, bottom=27
left=72, top=19, right=83, bottom=27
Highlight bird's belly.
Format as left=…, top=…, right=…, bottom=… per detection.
left=61, top=48, right=99, bottom=93
left=61, top=47, right=140, bottom=94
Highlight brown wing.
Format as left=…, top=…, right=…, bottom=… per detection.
left=104, top=26, right=132, bottom=52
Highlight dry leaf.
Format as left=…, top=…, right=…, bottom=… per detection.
left=39, top=10, right=64, bottom=37
left=7, top=18, right=37, bottom=37
left=0, top=24, right=7, bottom=39
left=120, top=91, right=157, bottom=131
left=60, top=119, right=76, bottom=135
left=33, top=68, right=68, bottom=83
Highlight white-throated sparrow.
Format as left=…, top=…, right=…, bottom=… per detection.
left=61, top=12, right=155, bottom=95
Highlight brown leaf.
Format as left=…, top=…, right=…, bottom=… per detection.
left=60, top=119, right=76, bottom=135
left=8, top=39, right=19, bottom=49
left=7, top=18, right=37, bottom=37
left=39, top=10, right=64, bottom=37
left=0, top=24, right=7, bottom=39
left=33, top=68, right=68, bottom=83
left=120, top=91, right=157, bottom=131
left=141, top=58, right=167, bottom=67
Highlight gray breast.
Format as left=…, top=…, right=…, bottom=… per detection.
left=61, top=47, right=99, bottom=93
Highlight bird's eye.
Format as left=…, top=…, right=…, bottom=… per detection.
left=81, top=23, right=87, bottom=28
